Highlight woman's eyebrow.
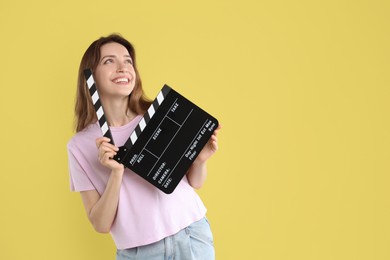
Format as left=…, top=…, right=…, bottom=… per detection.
left=100, top=55, right=116, bottom=61
left=101, top=55, right=132, bottom=61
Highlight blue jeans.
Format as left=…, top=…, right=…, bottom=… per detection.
left=116, top=217, right=214, bottom=260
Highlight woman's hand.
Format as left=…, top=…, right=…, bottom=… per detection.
left=96, top=137, right=124, bottom=173
left=186, top=125, right=221, bottom=189
left=194, top=125, right=222, bottom=164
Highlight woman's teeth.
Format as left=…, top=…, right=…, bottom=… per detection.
left=114, top=78, right=129, bottom=83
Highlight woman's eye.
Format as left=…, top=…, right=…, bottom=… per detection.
left=125, top=59, right=133, bottom=65
left=103, top=59, right=113, bottom=64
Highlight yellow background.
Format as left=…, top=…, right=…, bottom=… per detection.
left=0, top=0, right=389, bottom=259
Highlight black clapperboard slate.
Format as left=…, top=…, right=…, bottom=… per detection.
left=84, top=69, right=218, bottom=194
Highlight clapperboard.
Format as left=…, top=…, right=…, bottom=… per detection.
left=84, top=69, right=218, bottom=194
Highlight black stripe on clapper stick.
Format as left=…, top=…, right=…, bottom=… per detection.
left=84, top=68, right=115, bottom=145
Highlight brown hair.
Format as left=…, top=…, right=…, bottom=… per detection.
left=74, top=33, right=151, bottom=132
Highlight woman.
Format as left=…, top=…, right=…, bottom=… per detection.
left=67, top=33, right=220, bottom=259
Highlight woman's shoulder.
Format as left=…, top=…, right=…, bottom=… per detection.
left=67, top=122, right=100, bottom=150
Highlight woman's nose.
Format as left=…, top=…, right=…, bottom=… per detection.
left=116, top=64, right=128, bottom=73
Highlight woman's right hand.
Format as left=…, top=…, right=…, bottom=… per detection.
left=96, top=137, right=124, bottom=173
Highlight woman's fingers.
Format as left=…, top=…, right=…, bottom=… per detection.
left=96, top=137, right=119, bottom=162
left=96, top=137, right=111, bottom=148
left=213, top=124, right=222, bottom=136
left=96, top=138, right=118, bottom=150
left=101, top=150, right=116, bottom=161
left=99, top=148, right=116, bottom=159
left=95, top=138, right=124, bottom=171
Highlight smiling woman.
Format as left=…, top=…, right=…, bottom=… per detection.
left=74, top=34, right=151, bottom=132
left=93, top=42, right=138, bottom=125
left=67, top=33, right=221, bottom=260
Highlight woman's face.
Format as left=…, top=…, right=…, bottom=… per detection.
left=94, top=42, right=136, bottom=99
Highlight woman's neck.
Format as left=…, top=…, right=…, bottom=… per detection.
left=100, top=97, right=136, bottom=127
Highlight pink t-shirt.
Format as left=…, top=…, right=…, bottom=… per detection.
left=67, top=115, right=207, bottom=249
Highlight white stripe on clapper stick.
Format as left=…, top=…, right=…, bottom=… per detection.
left=87, top=75, right=94, bottom=89
left=101, top=122, right=109, bottom=135
left=92, top=91, right=99, bottom=104
left=157, top=91, right=164, bottom=104
left=130, top=131, right=138, bottom=144
left=148, top=105, right=155, bottom=118
left=97, top=106, right=104, bottom=120
left=139, top=118, right=146, bottom=131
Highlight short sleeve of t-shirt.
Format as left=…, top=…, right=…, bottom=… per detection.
left=67, top=142, right=95, bottom=192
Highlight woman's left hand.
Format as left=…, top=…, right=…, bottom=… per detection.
left=194, top=125, right=222, bottom=164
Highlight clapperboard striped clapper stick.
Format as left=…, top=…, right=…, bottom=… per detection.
left=84, top=69, right=115, bottom=145
left=84, top=69, right=219, bottom=194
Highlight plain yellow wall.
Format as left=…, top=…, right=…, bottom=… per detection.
left=0, top=0, right=389, bottom=259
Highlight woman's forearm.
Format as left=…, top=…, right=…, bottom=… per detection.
left=186, top=161, right=208, bottom=189
left=88, top=170, right=123, bottom=233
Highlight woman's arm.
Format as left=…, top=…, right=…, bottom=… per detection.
left=187, top=125, right=221, bottom=189
left=80, top=137, right=124, bottom=233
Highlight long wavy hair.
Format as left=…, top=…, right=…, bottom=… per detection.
left=74, top=33, right=151, bottom=132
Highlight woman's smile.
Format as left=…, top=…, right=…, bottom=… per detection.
left=112, top=77, right=130, bottom=85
